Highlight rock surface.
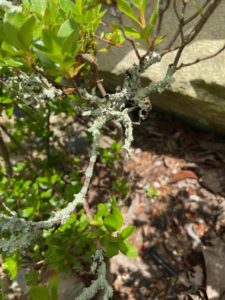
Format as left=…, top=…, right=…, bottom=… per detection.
left=98, top=2, right=225, bottom=133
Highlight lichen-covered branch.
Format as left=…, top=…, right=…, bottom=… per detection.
left=76, top=250, right=113, bottom=300
left=0, top=52, right=175, bottom=254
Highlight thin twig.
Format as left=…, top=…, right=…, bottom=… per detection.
left=155, top=0, right=171, bottom=36
left=118, top=14, right=142, bottom=61
left=176, top=43, right=225, bottom=70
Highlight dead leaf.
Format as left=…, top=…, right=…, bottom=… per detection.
left=170, top=170, right=198, bottom=184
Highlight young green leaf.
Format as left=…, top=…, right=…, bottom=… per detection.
left=96, top=203, right=109, bottom=217
left=103, top=207, right=123, bottom=232
left=30, top=0, right=47, bottom=17
left=141, top=0, right=159, bottom=40
left=2, top=255, right=19, bottom=280
left=57, top=19, right=79, bottom=39
left=119, top=240, right=138, bottom=257
left=59, top=0, right=74, bottom=13
left=120, top=225, right=135, bottom=240
left=132, top=0, right=147, bottom=13
left=117, top=0, right=142, bottom=26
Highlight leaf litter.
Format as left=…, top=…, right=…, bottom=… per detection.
left=109, top=112, right=225, bottom=299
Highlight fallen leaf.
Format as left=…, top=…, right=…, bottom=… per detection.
left=169, top=170, right=198, bottom=184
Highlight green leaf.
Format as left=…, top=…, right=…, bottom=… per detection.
left=59, top=0, right=74, bottom=12
left=101, top=238, right=119, bottom=257
left=18, top=16, right=36, bottom=48
left=120, top=225, right=135, bottom=240
left=96, top=203, right=109, bottom=217
left=58, top=19, right=79, bottom=39
left=118, top=0, right=142, bottom=26
left=4, top=12, right=26, bottom=29
left=2, top=254, right=19, bottom=280
left=141, top=0, right=159, bottom=40
left=132, top=0, right=147, bottom=12
left=22, top=207, right=35, bottom=218
left=30, top=0, right=47, bottom=16
left=58, top=19, right=79, bottom=55
left=153, top=35, right=164, bottom=47
left=103, top=208, right=123, bottom=232
left=119, top=241, right=138, bottom=257
left=40, top=189, right=52, bottom=199
left=2, top=23, right=23, bottom=49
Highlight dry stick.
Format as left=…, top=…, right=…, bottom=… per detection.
left=176, top=43, right=225, bottom=70
left=0, top=130, right=12, bottom=177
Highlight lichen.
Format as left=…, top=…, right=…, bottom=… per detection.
left=76, top=250, right=113, bottom=300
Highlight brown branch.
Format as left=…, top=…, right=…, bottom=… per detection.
left=155, top=0, right=171, bottom=37
left=176, top=43, right=225, bottom=70
left=172, top=0, right=186, bottom=68
left=93, top=34, right=123, bottom=48
left=80, top=53, right=107, bottom=97
left=185, top=0, right=222, bottom=45
left=118, top=14, right=142, bottom=61
left=184, top=0, right=208, bottom=24
left=164, top=0, right=213, bottom=50
left=162, top=0, right=222, bottom=58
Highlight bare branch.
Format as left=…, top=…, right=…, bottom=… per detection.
left=118, top=14, right=142, bottom=61
left=176, top=43, right=225, bottom=70
left=155, top=0, right=171, bottom=36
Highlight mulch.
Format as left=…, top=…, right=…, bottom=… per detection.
left=108, top=112, right=225, bottom=300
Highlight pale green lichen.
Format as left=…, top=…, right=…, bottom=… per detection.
left=3, top=72, right=62, bottom=109
left=0, top=0, right=22, bottom=13
left=76, top=250, right=113, bottom=300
